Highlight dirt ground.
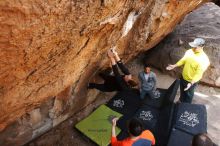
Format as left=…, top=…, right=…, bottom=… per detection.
left=27, top=55, right=220, bottom=146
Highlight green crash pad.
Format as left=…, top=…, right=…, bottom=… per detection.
left=75, top=105, right=122, bottom=146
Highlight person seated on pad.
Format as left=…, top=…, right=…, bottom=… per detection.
left=138, top=64, right=157, bottom=99
left=88, top=47, right=137, bottom=92
left=192, top=133, right=217, bottom=146
left=111, top=117, right=155, bottom=146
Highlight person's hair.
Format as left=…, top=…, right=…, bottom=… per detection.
left=144, top=64, right=151, bottom=68
left=127, top=79, right=138, bottom=87
left=127, top=118, right=144, bottom=137
left=192, top=133, right=213, bottom=146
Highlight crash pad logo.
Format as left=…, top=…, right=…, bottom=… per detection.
left=153, top=89, right=161, bottom=98
left=179, top=111, right=200, bottom=127
left=113, top=99, right=124, bottom=108
left=139, top=111, right=153, bottom=121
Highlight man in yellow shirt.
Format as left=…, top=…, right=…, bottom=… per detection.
left=166, top=38, right=210, bottom=103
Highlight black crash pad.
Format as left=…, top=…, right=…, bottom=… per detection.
left=106, top=89, right=141, bottom=115
left=167, top=128, right=193, bottom=146
left=163, top=79, right=180, bottom=106
left=143, top=79, right=180, bottom=109
left=174, top=103, right=207, bottom=135
left=134, top=106, right=159, bottom=132
left=155, top=104, right=175, bottom=146
left=142, top=88, right=167, bottom=108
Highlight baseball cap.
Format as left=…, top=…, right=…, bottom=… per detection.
left=189, top=38, right=205, bottom=48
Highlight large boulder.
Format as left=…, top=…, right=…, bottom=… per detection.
left=145, top=3, right=220, bottom=88
left=0, top=0, right=207, bottom=145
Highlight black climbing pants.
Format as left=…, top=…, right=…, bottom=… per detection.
left=88, top=73, right=119, bottom=92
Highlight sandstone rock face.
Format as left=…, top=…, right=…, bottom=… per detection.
left=145, top=3, right=220, bottom=88
left=0, top=0, right=207, bottom=145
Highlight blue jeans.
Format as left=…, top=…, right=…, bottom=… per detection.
left=140, top=89, right=154, bottom=100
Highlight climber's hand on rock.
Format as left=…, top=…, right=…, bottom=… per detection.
left=107, top=49, right=114, bottom=58
left=111, top=47, right=117, bottom=55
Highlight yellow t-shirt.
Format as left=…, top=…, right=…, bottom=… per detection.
left=176, top=49, right=210, bottom=83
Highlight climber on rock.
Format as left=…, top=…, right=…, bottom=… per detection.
left=166, top=38, right=210, bottom=103
left=138, top=64, right=157, bottom=99
left=88, top=47, right=137, bottom=92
